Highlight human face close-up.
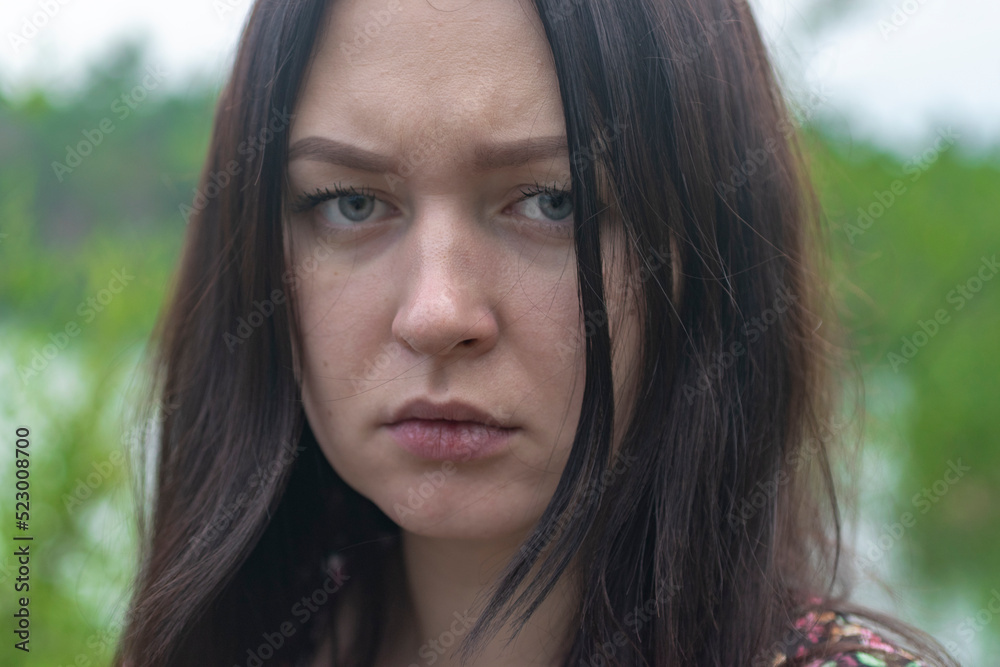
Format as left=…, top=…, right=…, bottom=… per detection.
left=286, top=0, right=640, bottom=546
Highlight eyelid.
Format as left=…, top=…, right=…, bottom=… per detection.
left=290, top=184, right=384, bottom=215
left=516, top=179, right=572, bottom=200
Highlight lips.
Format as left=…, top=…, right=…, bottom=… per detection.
left=385, top=398, right=517, bottom=461
left=386, top=398, right=513, bottom=430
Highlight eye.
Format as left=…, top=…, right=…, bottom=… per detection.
left=512, top=183, right=574, bottom=224
left=291, top=184, right=395, bottom=227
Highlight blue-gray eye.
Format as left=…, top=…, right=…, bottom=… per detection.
left=536, top=191, right=573, bottom=220
left=513, top=186, right=574, bottom=223
left=337, top=193, right=375, bottom=222
left=300, top=186, right=392, bottom=227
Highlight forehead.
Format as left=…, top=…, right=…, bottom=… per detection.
left=290, top=0, right=567, bottom=162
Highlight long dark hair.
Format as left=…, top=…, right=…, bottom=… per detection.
left=113, top=0, right=959, bottom=665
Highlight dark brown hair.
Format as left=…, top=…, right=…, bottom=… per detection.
left=113, top=0, right=960, bottom=665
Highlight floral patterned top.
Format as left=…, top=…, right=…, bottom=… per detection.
left=771, top=609, right=927, bottom=667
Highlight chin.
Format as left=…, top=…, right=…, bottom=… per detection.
left=367, top=470, right=549, bottom=545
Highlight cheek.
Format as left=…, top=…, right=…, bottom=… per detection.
left=296, top=269, right=388, bottom=435
left=289, top=240, right=382, bottom=460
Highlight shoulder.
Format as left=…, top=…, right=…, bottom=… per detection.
left=769, top=608, right=928, bottom=667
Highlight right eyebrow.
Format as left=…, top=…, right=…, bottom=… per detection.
left=287, top=137, right=398, bottom=173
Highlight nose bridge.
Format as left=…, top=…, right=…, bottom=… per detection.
left=392, top=198, right=499, bottom=356
left=407, top=196, right=479, bottom=286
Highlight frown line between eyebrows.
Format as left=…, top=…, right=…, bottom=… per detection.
left=286, top=134, right=571, bottom=175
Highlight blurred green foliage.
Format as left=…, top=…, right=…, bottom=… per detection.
left=805, top=126, right=1000, bottom=593
left=1, top=46, right=997, bottom=666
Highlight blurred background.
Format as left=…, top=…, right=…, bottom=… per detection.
left=0, top=0, right=997, bottom=665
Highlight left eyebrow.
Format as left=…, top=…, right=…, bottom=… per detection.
left=287, top=135, right=570, bottom=173
left=472, top=135, right=569, bottom=171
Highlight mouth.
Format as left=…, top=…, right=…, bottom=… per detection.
left=386, top=398, right=515, bottom=430
left=384, top=398, right=518, bottom=461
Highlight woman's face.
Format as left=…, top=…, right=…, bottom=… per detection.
left=286, top=0, right=639, bottom=543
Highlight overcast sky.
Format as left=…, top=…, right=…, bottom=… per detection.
left=1, top=0, right=998, bottom=157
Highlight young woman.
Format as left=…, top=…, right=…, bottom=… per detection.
left=113, top=0, right=960, bottom=665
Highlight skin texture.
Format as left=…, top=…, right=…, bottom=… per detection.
left=285, top=0, right=641, bottom=663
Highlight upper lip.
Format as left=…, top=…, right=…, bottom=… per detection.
left=386, top=398, right=515, bottom=429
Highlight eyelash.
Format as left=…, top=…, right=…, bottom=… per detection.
left=289, top=180, right=573, bottom=220
left=290, top=184, right=379, bottom=214
left=517, top=180, right=573, bottom=204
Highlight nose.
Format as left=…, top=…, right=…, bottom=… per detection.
left=391, top=206, right=501, bottom=360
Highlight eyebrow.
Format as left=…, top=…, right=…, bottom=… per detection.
left=287, top=134, right=569, bottom=173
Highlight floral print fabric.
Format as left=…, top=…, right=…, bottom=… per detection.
left=771, top=609, right=927, bottom=667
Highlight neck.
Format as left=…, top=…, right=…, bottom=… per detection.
left=393, top=529, right=578, bottom=667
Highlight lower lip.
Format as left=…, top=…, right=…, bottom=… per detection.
left=386, top=419, right=516, bottom=461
